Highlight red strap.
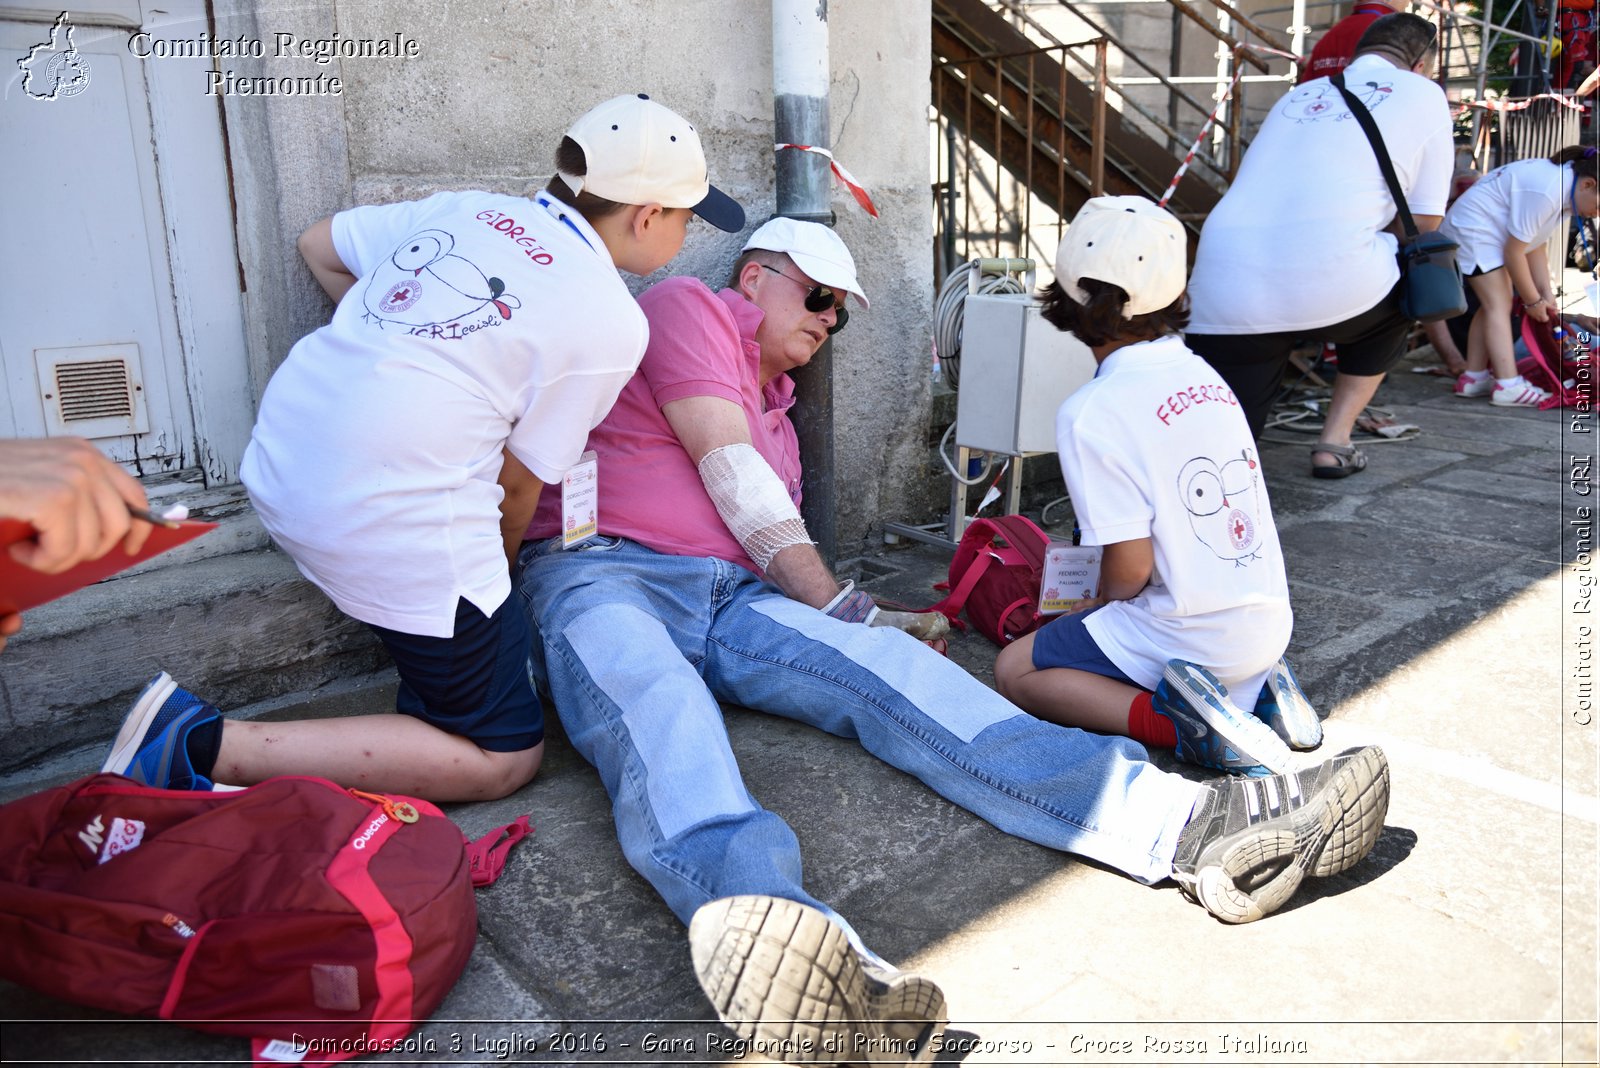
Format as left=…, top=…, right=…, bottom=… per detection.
left=996, top=596, right=1039, bottom=642
left=927, top=550, right=998, bottom=619
left=464, top=816, right=534, bottom=888
left=319, top=805, right=415, bottom=1058
left=989, top=515, right=1050, bottom=571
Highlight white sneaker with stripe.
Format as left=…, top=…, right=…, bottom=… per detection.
left=1170, top=745, right=1390, bottom=923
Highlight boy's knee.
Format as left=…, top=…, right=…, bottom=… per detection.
left=478, top=741, right=544, bottom=799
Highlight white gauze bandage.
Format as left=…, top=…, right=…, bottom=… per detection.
left=697, top=443, right=813, bottom=570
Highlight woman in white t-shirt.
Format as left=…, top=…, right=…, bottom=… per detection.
left=1444, top=145, right=1599, bottom=406
left=994, top=198, right=1323, bottom=778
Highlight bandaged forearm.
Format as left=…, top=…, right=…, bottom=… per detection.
left=698, top=443, right=814, bottom=571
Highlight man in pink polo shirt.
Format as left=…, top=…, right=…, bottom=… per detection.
left=514, top=219, right=1391, bottom=1065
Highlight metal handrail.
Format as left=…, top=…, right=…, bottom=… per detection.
left=991, top=0, right=1245, bottom=186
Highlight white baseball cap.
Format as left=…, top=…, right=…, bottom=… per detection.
left=559, top=94, right=744, bottom=233
left=742, top=217, right=870, bottom=307
left=1053, top=195, right=1187, bottom=316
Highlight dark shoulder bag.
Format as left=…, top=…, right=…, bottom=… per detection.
left=1331, top=72, right=1467, bottom=323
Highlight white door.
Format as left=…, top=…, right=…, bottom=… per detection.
left=0, top=1, right=253, bottom=484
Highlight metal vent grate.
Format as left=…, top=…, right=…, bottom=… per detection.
left=55, top=359, right=134, bottom=422
left=34, top=343, right=150, bottom=440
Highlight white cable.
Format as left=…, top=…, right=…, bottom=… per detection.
left=933, top=261, right=1029, bottom=389
left=938, top=422, right=994, bottom=485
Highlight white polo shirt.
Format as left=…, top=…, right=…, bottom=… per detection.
left=1056, top=335, right=1293, bottom=696
left=1187, top=53, right=1455, bottom=335
left=242, top=190, right=647, bottom=637
left=1440, top=159, right=1574, bottom=273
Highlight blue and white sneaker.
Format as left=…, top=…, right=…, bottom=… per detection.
left=100, top=672, right=220, bottom=791
left=1172, top=745, right=1391, bottom=923
left=1253, top=657, right=1323, bottom=750
left=1153, top=660, right=1295, bottom=776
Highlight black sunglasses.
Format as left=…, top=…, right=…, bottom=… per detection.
left=761, top=264, right=849, bottom=335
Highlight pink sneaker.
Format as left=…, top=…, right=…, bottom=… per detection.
left=1491, top=380, right=1552, bottom=407
left=1454, top=372, right=1494, bottom=398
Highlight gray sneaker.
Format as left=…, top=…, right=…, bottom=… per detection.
left=1172, top=745, right=1390, bottom=923
left=1252, top=657, right=1324, bottom=750
left=689, top=895, right=947, bottom=1066
left=1154, top=660, right=1295, bottom=776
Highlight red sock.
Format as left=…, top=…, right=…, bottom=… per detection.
left=1127, top=692, right=1177, bottom=748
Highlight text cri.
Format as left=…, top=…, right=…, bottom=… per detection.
left=1156, top=383, right=1239, bottom=425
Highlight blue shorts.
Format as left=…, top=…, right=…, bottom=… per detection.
left=1030, top=606, right=1140, bottom=687
left=369, top=595, right=545, bottom=753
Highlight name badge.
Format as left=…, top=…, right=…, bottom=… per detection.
left=561, top=451, right=599, bottom=549
left=1039, top=544, right=1100, bottom=615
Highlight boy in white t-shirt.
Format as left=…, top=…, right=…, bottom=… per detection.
left=995, top=197, right=1321, bottom=776
left=97, top=95, right=745, bottom=802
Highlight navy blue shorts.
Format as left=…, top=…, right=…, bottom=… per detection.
left=369, top=595, right=544, bottom=753
left=1030, top=606, right=1140, bottom=686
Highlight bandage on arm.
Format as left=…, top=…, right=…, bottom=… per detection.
left=697, top=443, right=813, bottom=572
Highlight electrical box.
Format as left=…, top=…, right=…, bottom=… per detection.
left=954, top=293, right=1097, bottom=454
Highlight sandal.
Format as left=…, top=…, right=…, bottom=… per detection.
left=1310, top=442, right=1367, bottom=479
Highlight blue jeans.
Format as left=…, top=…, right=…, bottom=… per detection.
left=517, top=537, right=1202, bottom=952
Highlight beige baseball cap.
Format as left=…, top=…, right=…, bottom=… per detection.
left=559, top=94, right=744, bottom=232
left=1054, top=196, right=1187, bottom=315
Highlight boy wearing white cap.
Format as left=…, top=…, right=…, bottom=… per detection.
left=98, top=95, right=743, bottom=804
left=515, top=216, right=1391, bottom=1062
left=996, top=196, right=1322, bottom=775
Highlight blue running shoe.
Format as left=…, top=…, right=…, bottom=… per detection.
left=100, top=672, right=220, bottom=791
left=1154, top=659, right=1295, bottom=776
left=1253, top=657, right=1323, bottom=750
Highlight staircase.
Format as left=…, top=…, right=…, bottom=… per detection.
left=930, top=0, right=1304, bottom=276
left=934, top=0, right=1223, bottom=230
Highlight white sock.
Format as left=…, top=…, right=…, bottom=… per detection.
left=1495, top=374, right=1525, bottom=389
left=1461, top=369, right=1491, bottom=382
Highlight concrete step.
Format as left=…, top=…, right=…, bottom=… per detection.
left=0, top=546, right=390, bottom=781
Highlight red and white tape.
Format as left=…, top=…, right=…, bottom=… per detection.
left=1451, top=91, right=1588, bottom=116
left=1159, top=44, right=1302, bottom=207
left=775, top=143, right=880, bottom=218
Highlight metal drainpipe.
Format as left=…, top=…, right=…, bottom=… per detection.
left=773, top=0, right=838, bottom=565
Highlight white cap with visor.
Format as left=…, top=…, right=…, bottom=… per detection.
left=560, top=94, right=744, bottom=233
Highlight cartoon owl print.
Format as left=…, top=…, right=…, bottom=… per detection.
left=1178, top=449, right=1266, bottom=565
left=1280, top=77, right=1394, bottom=123
left=362, top=229, right=522, bottom=329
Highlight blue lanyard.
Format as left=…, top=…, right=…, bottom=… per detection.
left=536, top=193, right=596, bottom=253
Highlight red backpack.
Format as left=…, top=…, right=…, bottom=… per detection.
left=1517, top=313, right=1594, bottom=409
left=0, top=773, right=530, bottom=1064
left=930, top=515, right=1052, bottom=646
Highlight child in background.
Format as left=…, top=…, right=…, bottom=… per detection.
left=1445, top=145, right=1600, bottom=406
left=994, top=196, right=1320, bottom=776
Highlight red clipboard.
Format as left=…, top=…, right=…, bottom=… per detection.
left=0, top=517, right=216, bottom=615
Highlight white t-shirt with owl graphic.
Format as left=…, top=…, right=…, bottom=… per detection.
left=1187, top=52, right=1454, bottom=335
left=242, top=190, right=646, bottom=637
left=1054, top=335, right=1293, bottom=697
